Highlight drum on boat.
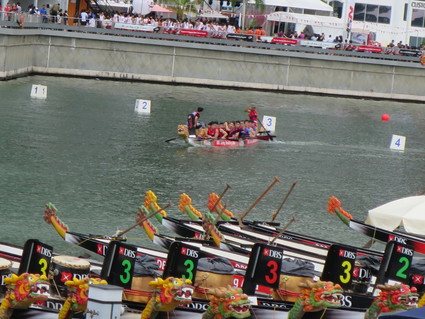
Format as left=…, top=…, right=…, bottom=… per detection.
left=193, top=257, right=235, bottom=299
left=0, top=258, right=12, bottom=296
left=49, top=255, right=90, bottom=297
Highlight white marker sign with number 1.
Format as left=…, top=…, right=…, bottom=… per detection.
left=30, top=84, right=47, bottom=99
left=262, top=116, right=276, bottom=134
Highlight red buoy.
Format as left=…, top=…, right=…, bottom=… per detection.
left=381, top=114, right=390, bottom=122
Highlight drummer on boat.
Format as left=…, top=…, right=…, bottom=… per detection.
left=187, top=107, right=204, bottom=136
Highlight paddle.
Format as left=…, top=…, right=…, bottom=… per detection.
left=165, top=137, right=177, bottom=143
left=270, top=180, right=298, bottom=222
left=113, top=202, right=172, bottom=238
left=362, top=238, right=376, bottom=249
left=238, top=176, right=281, bottom=226
left=268, top=216, right=297, bottom=245
left=209, top=183, right=232, bottom=214
left=203, top=200, right=228, bottom=241
left=257, top=119, right=274, bottom=141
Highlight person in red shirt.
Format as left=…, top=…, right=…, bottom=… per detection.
left=206, top=122, right=219, bottom=139
left=245, top=106, right=258, bottom=122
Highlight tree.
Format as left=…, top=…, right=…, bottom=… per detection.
left=167, top=0, right=202, bottom=20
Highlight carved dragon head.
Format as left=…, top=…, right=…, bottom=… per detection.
left=293, top=280, right=343, bottom=313
left=206, top=286, right=251, bottom=319
left=367, top=283, right=418, bottom=319
left=178, top=125, right=189, bottom=138
left=150, top=277, right=194, bottom=310
left=2, top=273, right=49, bottom=309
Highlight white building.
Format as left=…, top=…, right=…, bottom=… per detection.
left=260, top=0, right=425, bottom=47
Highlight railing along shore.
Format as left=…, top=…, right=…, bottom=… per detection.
left=0, top=10, right=424, bottom=66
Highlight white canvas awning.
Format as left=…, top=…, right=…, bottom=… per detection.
left=199, top=12, right=229, bottom=19
left=249, top=0, right=333, bottom=12
left=267, top=11, right=343, bottom=28
left=365, top=195, right=425, bottom=235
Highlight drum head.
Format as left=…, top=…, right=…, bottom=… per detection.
left=52, top=255, right=90, bottom=269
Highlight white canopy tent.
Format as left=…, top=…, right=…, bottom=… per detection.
left=249, top=0, right=333, bottom=12
left=365, top=195, right=425, bottom=235
left=267, top=11, right=343, bottom=28
left=199, top=12, right=229, bottom=19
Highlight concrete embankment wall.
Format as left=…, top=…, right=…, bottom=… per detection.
left=0, top=28, right=424, bottom=102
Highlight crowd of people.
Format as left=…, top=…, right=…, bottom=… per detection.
left=187, top=106, right=261, bottom=140
left=1, top=4, right=423, bottom=52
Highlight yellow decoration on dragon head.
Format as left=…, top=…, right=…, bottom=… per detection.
left=141, top=277, right=194, bottom=319
left=0, top=273, right=49, bottom=318
left=178, top=125, right=189, bottom=139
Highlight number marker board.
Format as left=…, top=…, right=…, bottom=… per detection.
left=375, top=241, right=414, bottom=285
left=389, top=134, right=406, bottom=152
left=18, top=239, right=53, bottom=276
left=100, top=241, right=137, bottom=289
left=134, top=99, right=151, bottom=114
left=321, top=244, right=357, bottom=290
left=30, top=84, right=48, bottom=99
left=242, top=243, right=283, bottom=295
left=163, top=242, right=200, bottom=282
left=261, top=116, right=276, bottom=134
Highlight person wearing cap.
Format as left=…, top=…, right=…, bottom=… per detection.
left=187, top=107, right=204, bottom=136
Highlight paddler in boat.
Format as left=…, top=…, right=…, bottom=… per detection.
left=244, top=106, right=258, bottom=123
left=187, top=107, right=204, bottom=136
left=227, top=121, right=242, bottom=140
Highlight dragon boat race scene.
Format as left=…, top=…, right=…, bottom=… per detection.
left=0, top=0, right=425, bottom=316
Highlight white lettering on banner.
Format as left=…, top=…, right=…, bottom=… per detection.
left=1, top=274, right=11, bottom=285
left=340, top=295, right=353, bottom=307
left=412, top=1, right=425, bottom=9
left=37, top=245, right=52, bottom=257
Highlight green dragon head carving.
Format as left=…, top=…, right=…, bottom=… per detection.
left=204, top=286, right=251, bottom=319
left=365, top=283, right=418, bottom=319
left=288, top=280, right=343, bottom=319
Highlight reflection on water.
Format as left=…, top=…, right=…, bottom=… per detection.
left=0, top=75, right=424, bottom=256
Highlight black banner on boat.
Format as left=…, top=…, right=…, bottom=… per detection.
left=226, top=33, right=254, bottom=42
left=18, top=239, right=53, bottom=276
left=243, top=243, right=283, bottom=295
left=376, top=240, right=414, bottom=285
left=321, top=244, right=357, bottom=290
left=101, top=241, right=137, bottom=289
left=163, top=241, right=200, bottom=282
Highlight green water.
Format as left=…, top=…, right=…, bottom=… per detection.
left=0, top=75, right=424, bottom=257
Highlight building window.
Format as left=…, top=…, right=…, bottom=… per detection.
left=411, top=9, right=425, bottom=27
left=409, top=36, right=425, bottom=48
left=354, top=3, right=391, bottom=24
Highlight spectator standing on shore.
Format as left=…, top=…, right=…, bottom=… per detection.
left=40, top=5, right=48, bottom=23
left=80, top=9, right=88, bottom=26
left=50, top=3, right=59, bottom=22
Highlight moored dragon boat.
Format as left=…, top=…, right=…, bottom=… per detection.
left=39, top=198, right=425, bottom=319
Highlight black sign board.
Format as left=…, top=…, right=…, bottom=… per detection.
left=321, top=244, right=357, bottom=290
left=18, top=239, right=53, bottom=276
left=163, top=242, right=200, bottom=282
left=226, top=33, right=254, bottom=42
left=242, top=243, right=283, bottom=295
left=101, top=241, right=137, bottom=289
left=376, top=241, right=414, bottom=285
